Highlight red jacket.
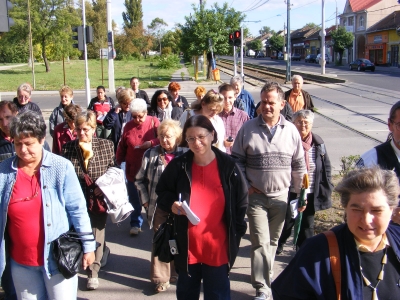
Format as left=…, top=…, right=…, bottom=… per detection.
left=116, top=116, right=160, bottom=181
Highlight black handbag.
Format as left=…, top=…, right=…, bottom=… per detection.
left=153, top=214, right=177, bottom=263
left=51, top=231, right=94, bottom=279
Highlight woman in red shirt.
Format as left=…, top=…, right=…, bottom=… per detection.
left=156, top=115, right=248, bottom=299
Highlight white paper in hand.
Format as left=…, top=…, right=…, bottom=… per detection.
left=182, top=201, right=200, bottom=225
left=290, top=199, right=299, bottom=219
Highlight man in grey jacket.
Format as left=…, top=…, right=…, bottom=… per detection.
left=232, top=82, right=307, bottom=300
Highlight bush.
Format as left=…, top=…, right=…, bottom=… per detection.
left=157, top=54, right=180, bottom=69
left=161, top=47, right=172, bottom=55
left=339, top=155, right=360, bottom=176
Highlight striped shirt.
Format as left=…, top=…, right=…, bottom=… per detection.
left=219, top=107, right=249, bottom=154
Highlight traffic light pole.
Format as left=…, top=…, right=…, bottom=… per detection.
left=233, top=46, right=237, bottom=76
left=107, top=0, right=115, bottom=93
left=240, top=27, right=244, bottom=87
left=286, top=0, right=291, bottom=83
left=82, top=0, right=90, bottom=106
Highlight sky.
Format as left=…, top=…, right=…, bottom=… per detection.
left=109, top=0, right=347, bottom=36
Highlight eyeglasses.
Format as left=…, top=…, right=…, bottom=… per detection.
left=76, top=127, right=93, bottom=133
left=186, top=132, right=211, bottom=144
left=157, top=97, right=169, bottom=102
left=10, top=182, right=39, bottom=205
left=131, top=114, right=146, bottom=120
left=18, top=95, right=30, bottom=100
left=159, top=134, right=174, bottom=140
left=295, top=120, right=312, bottom=126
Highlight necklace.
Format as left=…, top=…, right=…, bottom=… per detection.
left=358, top=247, right=388, bottom=300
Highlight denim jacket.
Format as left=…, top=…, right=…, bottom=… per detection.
left=0, top=150, right=96, bottom=278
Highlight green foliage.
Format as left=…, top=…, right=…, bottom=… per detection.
left=178, top=1, right=245, bottom=57
left=147, top=18, right=168, bottom=52
left=162, top=30, right=182, bottom=54
left=157, top=54, right=180, bottom=69
left=305, top=22, right=321, bottom=30
left=86, top=0, right=108, bottom=59
left=161, top=47, right=172, bottom=55
left=259, top=26, right=275, bottom=36
left=268, top=34, right=284, bottom=52
left=122, top=0, right=143, bottom=29
left=248, top=39, right=263, bottom=52
left=331, top=26, right=354, bottom=64
left=339, top=155, right=360, bottom=176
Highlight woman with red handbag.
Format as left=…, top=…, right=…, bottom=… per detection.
left=62, top=110, right=115, bottom=291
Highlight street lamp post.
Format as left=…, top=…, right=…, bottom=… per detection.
left=286, top=0, right=291, bottom=82
left=321, top=0, right=326, bottom=75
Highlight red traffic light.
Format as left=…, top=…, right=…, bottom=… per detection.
left=229, top=33, right=234, bottom=45
left=233, top=30, right=241, bottom=46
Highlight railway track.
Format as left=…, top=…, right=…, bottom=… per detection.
left=218, top=59, right=400, bottom=144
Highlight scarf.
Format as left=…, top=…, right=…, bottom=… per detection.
left=79, top=141, right=93, bottom=170
left=302, top=132, right=313, bottom=171
left=157, top=101, right=173, bottom=121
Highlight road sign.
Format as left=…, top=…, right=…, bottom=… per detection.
left=100, top=48, right=108, bottom=59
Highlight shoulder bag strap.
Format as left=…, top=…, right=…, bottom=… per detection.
left=323, top=231, right=341, bottom=300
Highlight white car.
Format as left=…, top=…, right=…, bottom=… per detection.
left=315, top=54, right=330, bottom=64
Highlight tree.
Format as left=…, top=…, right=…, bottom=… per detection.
left=162, top=29, right=182, bottom=54
left=147, top=18, right=168, bottom=54
left=305, top=22, right=321, bottom=30
left=331, top=26, right=353, bottom=65
left=122, top=0, right=143, bottom=29
left=268, top=34, right=284, bottom=52
left=259, top=26, right=274, bottom=36
left=248, top=39, right=263, bottom=55
left=86, top=0, right=108, bottom=59
left=4, top=0, right=81, bottom=72
left=178, top=1, right=245, bottom=79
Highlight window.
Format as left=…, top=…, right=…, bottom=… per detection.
left=342, top=19, right=347, bottom=26
left=359, top=16, right=364, bottom=28
left=348, top=17, right=354, bottom=26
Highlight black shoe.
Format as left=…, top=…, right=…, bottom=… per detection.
left=276, top=243, right=284, bottom=255
left=254, top=291, right=268, bottom=300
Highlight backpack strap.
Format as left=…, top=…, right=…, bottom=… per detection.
left=323, top=231, right=341, bottom=300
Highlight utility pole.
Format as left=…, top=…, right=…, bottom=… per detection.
left=27, top=0, right=35, bottom=89
left=82, top=0, right=90, bottom=105
left=283, top=21, right=286, bottom=58
left=321, top=0, right=326, bottom=75
left=233, top=46, right=237, bottom=76
left=240, top=26, right=244, bottom=85
left=107, top=0, right=115, bottom=95
left=286, top=0, right=291, bottom=83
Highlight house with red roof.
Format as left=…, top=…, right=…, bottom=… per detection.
left=339, top=0, right=399, bottom=63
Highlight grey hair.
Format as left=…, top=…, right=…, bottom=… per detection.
left=335, top=166, right=400, bottom=208
left=129, top=98, right=148, bottom=114
left=292, top=75, right=303, bottom=83
left=260, top=81, right=284, bottom=102
left=293, top=110, right=315, bottom=122
left=17, top=83, right=33, bottom=96
left=10, top=111, right=46, bottom=140
left=230, top=75, right=243, bottom=86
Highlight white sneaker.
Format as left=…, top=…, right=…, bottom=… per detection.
left=87, top=277, right=99, bottom=290
left=130, top=227, right=141, bottom=235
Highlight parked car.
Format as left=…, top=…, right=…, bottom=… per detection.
left=291, top=53, right=301, bottom=61
left=305, top=54, right=317, bottom=63
left=315, top=54, right=330, bottom=64
left=256, top=52, right=265, bottom=58
left=349, top=59, right=375, bottom=72
left=277, top=53, right=284, bottom=60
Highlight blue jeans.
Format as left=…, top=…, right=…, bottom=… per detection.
left=10, top=259, right=77, bottom=300
left=127, top=180, right=143, bottom=228
left=176, top=263, right=230, bottom=300
left=2, top=256, right=16, bottom=300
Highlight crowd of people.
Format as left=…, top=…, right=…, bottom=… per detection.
left=0, top=75, right=398, bottom=300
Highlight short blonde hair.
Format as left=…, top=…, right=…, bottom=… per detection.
left=192, top=89, right=224, bottom=114
left=158, top=119, right=183, bottom=145
left=117, top=88, right=135, bottom=104
left=75, top=111, right=97, bottom=129
left=59, top=85, right=73, bottom=97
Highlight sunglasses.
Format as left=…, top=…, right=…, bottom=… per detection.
left=157, top=97, right=169, bottom=102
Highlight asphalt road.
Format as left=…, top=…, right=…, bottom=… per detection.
left=221, top=55, right=400, bottom=92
